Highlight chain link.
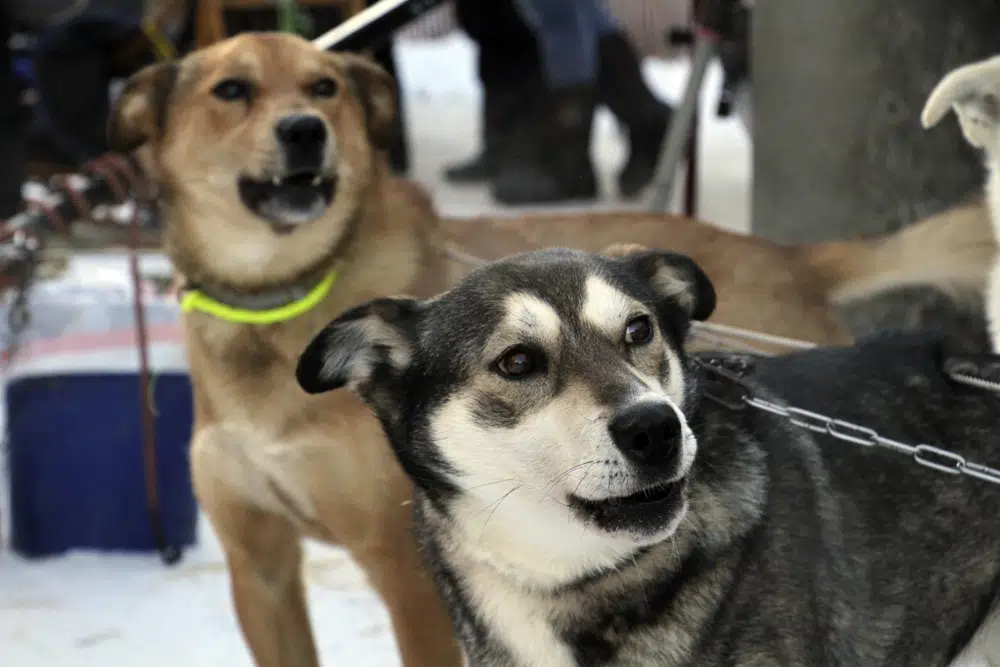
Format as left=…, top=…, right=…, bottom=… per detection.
left=698, top=357, right=1000, bottom=488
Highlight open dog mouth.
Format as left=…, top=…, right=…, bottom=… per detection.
left=238, top=171, right=337, bottom=232
left=569, top=479, right=687, bottom=534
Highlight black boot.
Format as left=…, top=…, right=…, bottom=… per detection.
left=491, top=85, right=599, bottom=206
left=444, top=82, right=525, bottom=183
left=445, top=0, right=543, bottom=183
left=597, top=32, right=673, bottom=198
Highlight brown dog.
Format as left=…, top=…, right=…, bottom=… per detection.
left=108, top=31, right=995, bottom=667
left=109, top=32, right=463, bottom=667
left=442, top=199, right=995, bottom=349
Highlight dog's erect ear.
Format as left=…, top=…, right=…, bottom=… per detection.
left=606, top=245, right=716, bottom=322
left=296, top=297, right=423, bottom=396
left=922, top=55, right=1000, bottom=151
left=108, top=61, right=178, bottom=153
left=336, top=52, right=397, bottom=151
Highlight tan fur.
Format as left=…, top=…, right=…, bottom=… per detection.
left=111, top=33, right=462, bottom=667
left=442, top=202, right=995, bottom=349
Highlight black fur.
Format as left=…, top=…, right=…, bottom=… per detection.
left=297, top=248, right=1000, bottom=666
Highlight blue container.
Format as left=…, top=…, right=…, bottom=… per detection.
left=7, top=373, right=198, bottom=557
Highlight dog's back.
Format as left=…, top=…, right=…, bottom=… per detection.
left=732, top=332, right=1000, bottom=664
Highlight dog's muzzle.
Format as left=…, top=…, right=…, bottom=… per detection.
left=568, top=401, right=690, bottom=536
left=237, top=114, right=337, bottom=232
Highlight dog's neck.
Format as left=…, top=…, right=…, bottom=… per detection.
left=169, top=202, right=361, bottom=309
left=177, top=209, right=358, bottom=316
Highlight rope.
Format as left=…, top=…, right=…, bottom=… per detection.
left=690, top=321, right=818, bottom=353
left=0, top=152, right=181, bottom=566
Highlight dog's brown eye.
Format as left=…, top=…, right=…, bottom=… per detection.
left=496, top=346, right=540, bottom=379
left=212, top=78, right=252, bottom=102
left=624, top=315, right=653, bottom=345
left=310, top=77, right=338, bottom=98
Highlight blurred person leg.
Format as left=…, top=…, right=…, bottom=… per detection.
left=32, top=10, right=140, bottom=167
left=592, top=5, right=674, bottom=198
left=0, top=6, right=26, bottom=218
left=364, top=0, right=408, bottom=175
left=493, top=0, right=599, bottom=205
left=444, top=0, right=543, bottom=184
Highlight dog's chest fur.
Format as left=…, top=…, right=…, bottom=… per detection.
left=417, top=491, right=748, bottom=667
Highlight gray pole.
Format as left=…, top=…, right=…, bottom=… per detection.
left=751, top=0, right=1000, bottom=243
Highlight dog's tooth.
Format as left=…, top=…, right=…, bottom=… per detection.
left=311, top=175, right=322, bottom=186
left=272, top=176, right=281, bottom=186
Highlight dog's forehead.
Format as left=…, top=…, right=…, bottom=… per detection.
left=421, top=249, right=647, bottom=351
left=195, top=34, right=333, bottom=83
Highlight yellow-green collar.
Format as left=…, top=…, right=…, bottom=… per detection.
left=180, top=271, right=337, bottom=325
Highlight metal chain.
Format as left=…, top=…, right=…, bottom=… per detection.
left=697, top=356, right=1000, bottom=487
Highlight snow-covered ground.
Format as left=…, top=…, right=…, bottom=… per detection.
left=0, top=34, right=751, bottom=667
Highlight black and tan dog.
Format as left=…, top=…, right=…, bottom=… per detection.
left=298, top=245, right=1000, bottom=666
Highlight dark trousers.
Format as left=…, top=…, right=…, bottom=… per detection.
left=453, top=0, right=542, bottom=89
left=33, top=11, right=141, bottom=166
left=511, top=0, right=617, bottom=87
left=0, top=7, right=25, bottom=218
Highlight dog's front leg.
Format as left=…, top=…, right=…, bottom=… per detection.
left=225, top=519, right=317, bottom=667
left=191, top=428, right=320, bottom=667
left=355, top=512, right=464, bottom=667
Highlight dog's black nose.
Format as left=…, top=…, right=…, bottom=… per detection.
left=275, top=114, right=327, bottom=148
left=608, top=403, right=682, bottom=468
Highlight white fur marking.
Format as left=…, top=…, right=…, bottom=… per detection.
left=949, top=605, right=1000, bottom=666
left=581, top=275, right=635, bottom=337
left=502, top=292, right=562, bottom=345
left=462, top=563, right=577, bottom=667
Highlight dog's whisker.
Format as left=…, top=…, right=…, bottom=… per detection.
left=464, top=478, right=519, bottom=492
left=572, top=466, right=595, bottom=498
left=630, top=553, right=650, bottom=609
left=478, top=486, right=522, bottom=540
left=541, top=461, right=598, bottom=503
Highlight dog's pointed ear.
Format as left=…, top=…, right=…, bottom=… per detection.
left=108, top=61, right=178, bottom=153
left=922, top=55, right=1000, bottom=150
left=336, top=52, right=397, bottom=151
left=603, top=244, right=716, bottom=322
left=296, top=297, right=423, bottom=396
